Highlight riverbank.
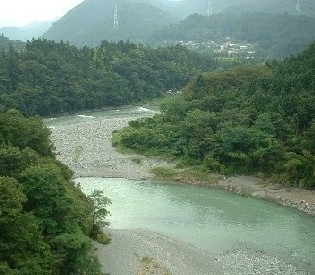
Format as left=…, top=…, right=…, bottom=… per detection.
left=216, top=176, right=315, bottom=216
left=50, top=115, right=315, bottom=216
left=95, top=228, right=309, bottom=275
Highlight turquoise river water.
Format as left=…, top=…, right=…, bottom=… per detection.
left=78, top=177, right=315, bottom=273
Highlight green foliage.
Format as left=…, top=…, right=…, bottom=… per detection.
left=0, top=109, right=53, bottom=155
left=0, top=177, right=54, bottom=274
left=19, top=164, right=75, bottom=235
left=88, top=190, right=111, bottom=239
left=0, top=110, right=107, bottom=273
left=53, top=231, right=100, bottom=275
left=114, top=42, right=315, bottom=188
left=151, top=167, right=178, bottom=178
left=0, top=39, right=216, bottom=116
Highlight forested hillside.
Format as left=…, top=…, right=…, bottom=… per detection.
left=0, top=110, right=109, bottom=273
left=152, top=13, right=315, bottom=58
left=0, top=39, right=216, bottom=116
left=40, top=0, right=315, bottom=51
left=42, top=0, right=177, bottom=47
left=113, top=41, right=315, bottom=188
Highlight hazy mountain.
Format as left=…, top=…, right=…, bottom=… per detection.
left=162, top=0, right=315, bottom=19
left=223, top=0, right=315, bottom=17
left=42, top=0, right=177, bottom=47
left=0, top=20, right=55, bottom=41
left=152, top=12, right=315, bottom=58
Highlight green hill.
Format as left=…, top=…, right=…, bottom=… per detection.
left=42, top=0, right=177, bottom=47
left=113, top=41, right=315, bottom=188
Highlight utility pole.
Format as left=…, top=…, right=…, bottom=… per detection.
left=207, top=1, right=213, bottom=17
left=296, top=0, right=301, bottom=13
left=113, top=3, right=119, bottom=29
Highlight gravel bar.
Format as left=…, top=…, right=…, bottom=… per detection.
left=95, top=228, right=310, bottom=275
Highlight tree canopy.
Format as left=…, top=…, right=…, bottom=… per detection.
left=0, top=110, right=108, bottom=274
left=0, top=39, right=217, bottom=117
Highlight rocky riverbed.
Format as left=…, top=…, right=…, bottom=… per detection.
left=50, top=115, right=168, bottom=180
left=49, top=113, right=315, bottom=275
left=95, top=228, right=310, bottom=275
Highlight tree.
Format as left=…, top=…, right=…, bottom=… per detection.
left=19, top=164, right=74, bottom=236
left=0, top=177, right=53, bottom=273
left=88, top=190, right=111, bottom=238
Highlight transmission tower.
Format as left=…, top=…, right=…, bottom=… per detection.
left=207, top=1, right=213, bottom=16
left=113, top=4, right=119, bottom=28
left=296, top=0, right=301, bottom=13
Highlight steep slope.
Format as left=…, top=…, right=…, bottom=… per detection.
left=42, top=0, right=177, bottom=47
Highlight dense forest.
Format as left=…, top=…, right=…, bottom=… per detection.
left=0, top=110, right=110, bottom=274
left=0, top=38, right=216, bottom=117
left=113, top=41, right=315, bottom=188
left=152, top=13, right=315, bottom=58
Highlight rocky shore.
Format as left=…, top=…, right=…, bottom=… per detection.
left=49, top=113, right=315, bottom=275
left=215, top=176, right=315, bottom=216
left=95, top=228, right=310, bottom=275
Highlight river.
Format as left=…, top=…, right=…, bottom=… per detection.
left=46, top=107, right=315, bottom=274
left=77, top=177, right=315, bottom=273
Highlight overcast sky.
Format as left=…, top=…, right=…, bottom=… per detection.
left=0, top=0, right=85, bottom=27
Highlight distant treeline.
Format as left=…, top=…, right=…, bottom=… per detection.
left=0, top=39, right=216, bottom=116
left=113, top=41, right=315, bottom=188
left=152, top=13, right=315, bottom=58
left=0, top=34, right=25, bottom=51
